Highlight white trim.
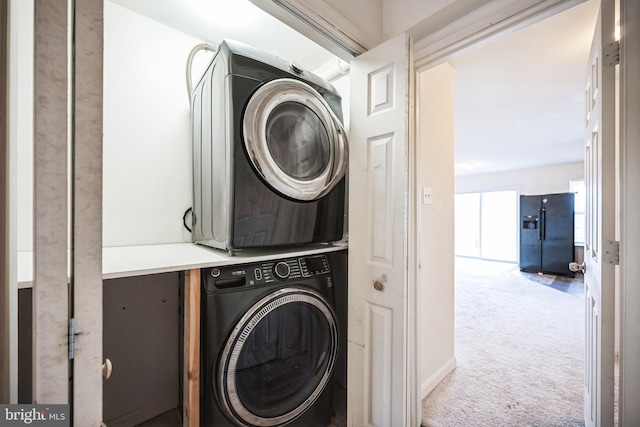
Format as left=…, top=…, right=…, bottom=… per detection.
left=619, top=0, right=640, bottom=424
left=420, top=357, right=457, bottom=401
left=249, top=0, right=376, bottom=60
left=6, top=0, right=18, bottom=403
left=0, top=0, right=11, bottom=404
left=413, top=0, right=585, bottom=70
left=406, top=36, right=419, bottom=427
left=17, top=243, right=349, bottom=288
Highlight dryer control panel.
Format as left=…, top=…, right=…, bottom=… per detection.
left=204, top=255, right=331, bottom=291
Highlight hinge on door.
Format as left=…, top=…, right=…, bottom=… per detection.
left=68, top=318, right=76, bottom=360
left=604, top=240, right=620, bottom=265
left=604, top=40, right=620, bottom=67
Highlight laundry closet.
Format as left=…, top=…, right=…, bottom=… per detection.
left=14, top=0, right=350, bottom=425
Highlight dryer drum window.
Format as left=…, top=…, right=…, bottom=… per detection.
left=243, top=78, right=348, bottom=202
left=266, top=102, right=330, bottom=181
left=218, top=288, right=338, bottom=426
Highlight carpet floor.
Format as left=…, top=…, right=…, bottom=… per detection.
left=421, top=257, right=585, bottom=427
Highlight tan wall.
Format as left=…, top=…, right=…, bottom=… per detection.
left=417, top=62, right=456, bottom=399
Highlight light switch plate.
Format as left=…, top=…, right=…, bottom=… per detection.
left=423, top=187, right=432, bottom=205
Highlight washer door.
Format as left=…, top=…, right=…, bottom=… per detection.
left=243, top=78, right=348, bottom=201
left=217, top=287, right=338, bottom=426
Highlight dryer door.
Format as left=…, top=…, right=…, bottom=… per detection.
left=217, top=287, right=338, bottom=426
left=243, top=78, right=348, bottom=201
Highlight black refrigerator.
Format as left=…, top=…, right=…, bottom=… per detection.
left=519, top=193, right=575, bottom=276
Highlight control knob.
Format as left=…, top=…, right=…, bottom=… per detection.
left=274, top=262, right=291, bottom=279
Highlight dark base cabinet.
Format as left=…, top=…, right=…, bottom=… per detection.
left=16, top=274, right=181, bottom=425
left=103, top=273, right=180, bottom=426
left=18, top=288, right=32, bottom=404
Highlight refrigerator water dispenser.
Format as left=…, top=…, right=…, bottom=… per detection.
left=522, top=216, right=538, bottom=229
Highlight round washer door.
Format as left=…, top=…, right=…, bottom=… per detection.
left=243, top=78, right=348, bottom=201
left=217, top=287, right=338, bottom=426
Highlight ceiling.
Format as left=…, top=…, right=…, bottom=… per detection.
left=108, top=0, right=336, bottom=71
left=109, top=0, right=600, bottom=176
left=450, top=0, right=600, bottom=176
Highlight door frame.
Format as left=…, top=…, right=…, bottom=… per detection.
left=0, top=0, right=13, bottom=404
left=618, top=1, right=640, bottom=424
left=413, top=0, right=638, bottom=424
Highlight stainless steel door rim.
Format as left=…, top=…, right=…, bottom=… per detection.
left=243, top=78, right=348, bottom=201
left=218, top=287, right=338, bottom=426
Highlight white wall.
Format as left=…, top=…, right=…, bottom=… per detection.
left=103, top=2, right=211, bottom=247
left=14, top=0, right=34, bottom=252
left=455, top=162, right=584, bottom=195
left=417, top=63, right=456, bottom=399
left=15, top=1, right=209, bottom=249
left=16, top=1, right=348, bottom=250
left=103, top=2, right=348, bottom=247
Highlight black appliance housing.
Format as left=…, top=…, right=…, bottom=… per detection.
left=519, top=193, right=575, bottom=276
left=200, top=254, right=341, bottom=426
left=191, top=40, right=347, bottom=253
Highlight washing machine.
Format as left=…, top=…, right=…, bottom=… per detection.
left=201, top=254, right=341, bottom=426
left=191, top=39, right=348, bottom=253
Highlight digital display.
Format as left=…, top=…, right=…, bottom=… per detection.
left=302, top=256, right=328, bottom=275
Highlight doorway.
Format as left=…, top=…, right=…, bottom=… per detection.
left=419, top=0, right=600, bottom=424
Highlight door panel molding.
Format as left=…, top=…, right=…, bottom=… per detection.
left=364, top=303, right=393, bottom=426
left=367, top=134, right=395, bottom=267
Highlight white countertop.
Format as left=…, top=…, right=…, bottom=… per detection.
left=18, top=242, right=348, bottom=288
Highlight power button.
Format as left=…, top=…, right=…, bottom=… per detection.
left=210, top=268, right=221, bottom=278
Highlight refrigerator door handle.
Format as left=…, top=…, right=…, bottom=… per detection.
left=538, top=208, right=543, bottom=240
left=541, top=208, right=546, bottom=241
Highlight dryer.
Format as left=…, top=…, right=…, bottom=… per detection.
left=191, top=40, right=348, bottom=253
left=200, top=254, right=340, bottom=426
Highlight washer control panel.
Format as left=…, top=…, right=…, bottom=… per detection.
left=204, top=255, right=331, bottom=290
left=299, top=255, right=330, bottom=277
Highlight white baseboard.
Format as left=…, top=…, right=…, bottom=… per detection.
left=420, top=357, right=457, bottom=401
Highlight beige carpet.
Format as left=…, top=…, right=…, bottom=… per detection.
left=422, top=257, right=585, bottom=427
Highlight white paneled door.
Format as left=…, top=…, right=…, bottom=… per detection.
left=582, top=0, right=616, bottom=425
left=348, top=33, right=417, bottom=427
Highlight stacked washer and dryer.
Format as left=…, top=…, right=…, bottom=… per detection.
left=190, top=40, right=348, bottom=427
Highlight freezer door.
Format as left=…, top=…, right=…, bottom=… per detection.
left=540, top=193, right=575, bottom=275
left=519, top=195, right=542, bottom=272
